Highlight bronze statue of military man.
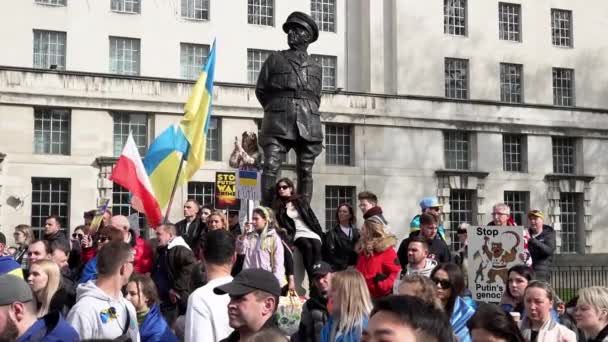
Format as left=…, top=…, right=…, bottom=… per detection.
left=256, top=11, right=323, bottom=205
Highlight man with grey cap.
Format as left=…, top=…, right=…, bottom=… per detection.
left=256, top=11, right=323, bottom=205
left=0, top=274, right=78, bottom=341
left=215, top=268, right=281, bottom=342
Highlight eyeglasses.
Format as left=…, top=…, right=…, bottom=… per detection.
left=492, top=212, right=508, bottom=216
left=432, top=277, right=452, bottom=290
left=278, top=185, right=290, bottom=190
left=72, top=233, right=84, bottom=239
left=97, top=236, right=109, bottom=243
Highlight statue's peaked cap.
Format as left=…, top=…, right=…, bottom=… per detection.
left=282, top=11, right=319, bottom=43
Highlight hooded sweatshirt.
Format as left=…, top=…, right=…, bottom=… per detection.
left=66, top=281, right=140, bottom=341
left=392, top=258, right=438, bottom=294
left=16, top=311, right=79, bottom=342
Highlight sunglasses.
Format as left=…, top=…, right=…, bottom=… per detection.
left=432, top=277, right=452, bottom=290
left=72, top=233, right=84, bottom=239
left=278, top=185, right=290, bottom=190
left=97, top=236, right=109, bottom=243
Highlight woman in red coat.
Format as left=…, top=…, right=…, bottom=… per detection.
left=355, top=217, right=401, bottom=298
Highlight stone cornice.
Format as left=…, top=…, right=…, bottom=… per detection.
left=544, top=174, right=596, bottom=183
left=435, top=169, right=490, bottom=178
left=95, top=156, right=118, bottom=167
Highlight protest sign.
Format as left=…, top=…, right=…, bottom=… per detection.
left=236, top=170, right=261, bottom=201
left=468, top=225, right=525, bottom=302
left=215, top=171, right=240, bottom=210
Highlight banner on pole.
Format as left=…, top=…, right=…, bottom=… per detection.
left=215, top=171, right=240, bottom=210
left=468, top=225, right=525, bottom=302
left=236, top=170, right=261, bottom=201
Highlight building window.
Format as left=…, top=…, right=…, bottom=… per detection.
left=445, top=58, right=468, bottom=99
left=181, top=0, right=209, bottom=20
left=187, top=181, right=215, bottom=207
left=503, top=134, right=525, bottom=172
left=35, top=0, right=66, bottom=6
left=500, top=63, right=523, bottom=103
left=34, top=108, right=70, bottom=155
left=325, top=186, right=356, bottom=230
left=444, top=131, right=470, bottom=170
left=444, top=0, right=467, bottom=36
left=552, top=9, right=572, bottom=47
left=559, top=192, right=579, bottom=254
left=504, top=191, right=529, bottom=226
left=552, top=137, right=575, bottom=174
left=311, top=0, right=336, bottom=32
left=247, top=49, right=271, bottom=84
left=31, top=178, right=70, bottom=239
left=449, top=189, right=474, bottom=250
left=180, top=43, right=209, bottom=80
left=498, top=2, right=521, bottom=42
left=111, top=184, right=146, bottom=231
left=248, top=0, right=273, bottom=26
left=313, top=55, right=337, bottom=90
left=206, top=117, right=221, bottom=161
left=109, top=36, right=140, bottom=76
left=553, top=68, right=574, bottom=107
left=325, top=124, right=352, bottom=166
left=113, top=112, right=148, bottom=156
left=111, top=0, right=140, bottom=13
left=33, top=30, right=66, bottom=70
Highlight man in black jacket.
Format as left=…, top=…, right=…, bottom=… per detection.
left=398, top=213, right=451, bottom=267
left=175, top=199, right=206, bottom=247
left=43, top=215, right=70, bottom=251
left=527, top=209, right=556, bottom=282
left=292, top=262, right=332, bottom=342
left=152, top=223, right=196, bottom=326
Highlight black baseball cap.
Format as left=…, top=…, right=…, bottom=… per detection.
left=214, top=268, right=281, bottom=297
left=311, top=261, right=333, bottom=278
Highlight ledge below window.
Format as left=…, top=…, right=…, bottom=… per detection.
left=544, top=174, right=595, bottom=182
left=435, top=169, right=490, bottom=178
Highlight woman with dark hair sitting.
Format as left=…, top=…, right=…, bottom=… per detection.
left=272, top=177, right=323, bottom=290
left=323, top=203, right=360, bottom=271
left=500, top=264, right=535, bottom=317
left=467, top=303, right=525, bottom=342
left=430, top=262, right=476, bottom=342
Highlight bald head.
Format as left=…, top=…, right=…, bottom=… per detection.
left=109, top=215, right=130, bottom=242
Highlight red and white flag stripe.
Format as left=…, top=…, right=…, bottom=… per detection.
left=110, top=133, right=162, bottom=228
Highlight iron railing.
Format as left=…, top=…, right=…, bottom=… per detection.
left=550, top=265, right=608, bottom=302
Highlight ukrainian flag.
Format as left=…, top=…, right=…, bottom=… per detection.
left=181, top=39, right=217, bottom=180
left=143, top=125, right=189, bottom=209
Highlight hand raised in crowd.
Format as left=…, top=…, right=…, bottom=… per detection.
left=81, top=235, right=94, bottom=249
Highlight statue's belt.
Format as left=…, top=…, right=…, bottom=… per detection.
left=272, top=90, right=317, bottom=101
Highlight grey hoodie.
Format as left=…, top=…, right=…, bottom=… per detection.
left=393, top=258, right=438, bottom=294
left=66, top=280, right=140, bottom=341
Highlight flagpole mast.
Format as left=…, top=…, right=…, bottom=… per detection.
left=163, top=151, right=186, bottom=224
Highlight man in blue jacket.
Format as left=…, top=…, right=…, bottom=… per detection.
left=0, top=274, right=78, bottom=341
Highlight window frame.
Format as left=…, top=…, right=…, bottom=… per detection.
left=559, top=192, right=581, bottom=254
left=33, top=29, right=67, bottom=70
left=180, top=42, right=210, bottom=80
left=30, top=177, right=71, bottom=240
left=445, top=58, right=469, bottom=99
left=552, top=137, right=576, bottom=175
left=311, top=0, right=336, bottom=33
left=502, top=134, right=526, bottom=172
left=247, top=49, right=272, bottom=85
left=35, top=0, right=67, bottom=6
left=503, top=191, right=530, bottom=226
left=500, top=62, right=523, bottom=103
left=33, top=107, right=71, bottom=155
left=181, top=0, right=210, bottom=21
left=325, top=185, right=356, bottom=230
left=205, top=117, right=221, bottom=161
left=551, top=8, right=573, bottom=48
left=109, top=36, right=141, bottom=76
left=247, top=0, right=274, bottom=26
left=187, top=181, right=215, bottom=207
left=312, top=54, right=337, bottom=91
left=552, top=67, right=575, bottom=107
left=498, top=2, right=521, bottom=42
left=112, top=112, right=149, bottom=157
left=111, top=0, right=141, bottom=14
left=444, top=131, right=470, bottom=170
left=444, top=0, right=467, bottom=36
left=325, top=124, right=353, bottom=166
left=449, top=189, right=476, bottom=250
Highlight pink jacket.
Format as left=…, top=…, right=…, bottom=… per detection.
left=237, top=229, right=285, bottom=286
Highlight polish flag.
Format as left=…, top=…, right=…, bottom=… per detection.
left=110, top=133, right=162, bottom=228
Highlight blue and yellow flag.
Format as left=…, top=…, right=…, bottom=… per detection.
left=143, top=125, right=189, bottom=209
left=181, top=39, right=217, bottom=180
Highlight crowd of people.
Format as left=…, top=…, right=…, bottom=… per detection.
left=0, top=180, right=606, bottom=342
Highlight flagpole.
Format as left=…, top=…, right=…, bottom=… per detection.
left=163, top=151, right=187, bottom=224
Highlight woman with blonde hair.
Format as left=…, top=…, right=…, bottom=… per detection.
left=321, top=269, right=372, bottom=342
left=575, top=286, right=608, bottom=342
left=13, top=224, right=34, bottom=271
left=355, top=217, right=400, bottom=298
left=207, top=210, right=229, bottom=231
left=28, top=259, right=71, bottom=317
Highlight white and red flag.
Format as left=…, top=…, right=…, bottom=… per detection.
left=110, top=133, right=162, bottom=228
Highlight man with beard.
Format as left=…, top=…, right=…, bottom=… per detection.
left=0, top=274, right=78, bottom=342
left=293, top=261, right=333, bottom=342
